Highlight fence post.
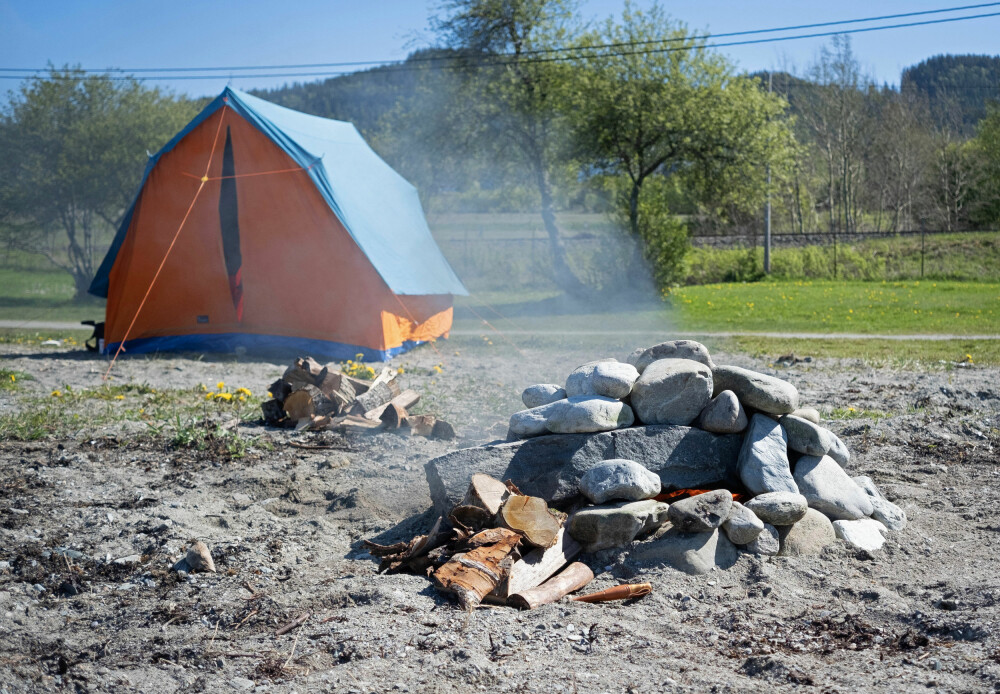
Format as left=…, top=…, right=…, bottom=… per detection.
left=920, top=228, right=925, bottom=278
left=833, top=233, right=838, bottom=279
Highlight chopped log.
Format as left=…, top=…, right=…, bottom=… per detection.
left=490, top=527, right=581, bottom=600
left=379, top=402, right=408, bottom=430
left=316, top=368, right=356, bottom=411
left=283, top=357, right=324, bottom=390
left=283, top=385, right=336, bottom=420
left=353, top=374, right=400, bottom=415
left=499, top=495, right=562, bottom=549
left=261, top=399, right=287, bottom=426
left=449, top=505, right=493, bottom=532
left=433, top=528, right=521, bottom=610
left=363, top=390, right=420, bottom=422
left=267, top=379, right=292, bottom=404
left=571, top=582, right=652, bottom=603
left=341, top=373, right=371, bottom=396
left=507, top=562, right=594, bottom=610
left=460, top=474, right=510, bottom=517
left=430, top=419, right=456, bottom=440
left=405, top=414, right=437, bottom=437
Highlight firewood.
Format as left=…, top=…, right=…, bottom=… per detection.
left=499, top=495, right=562, bottom=549
left=449, top=505, right=493, bottom=531
left=353, top=372, right=400, bottom=415
left=283, top=384, right=336, bottom=420
left=405, top=414, right=436, bottom=437
left=507, top=562, right=594, bottom=610
left=363, top=390, right=420, bottom=421
left=490, top=527, right=581, bottom=599
left=433, top=528, right=521, bottom=610
left=283, top=357, right=324, bottom=390
left=316, top=368, right=356, bottom=410
left=571, top=582, right=652, bottom=603
left=341, top=374, right=371, bottom=396
left=430, top=419, right=456, bottom=440
left=379, top=402, right=408, bottom=430
left=267, top=378, right=291, bottom=404
left=460, top=474, right=510, bottom=517
left=261, top=399, right=287, bottom=426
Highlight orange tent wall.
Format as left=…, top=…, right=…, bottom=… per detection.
left=104, top=108, right=453, bottom=355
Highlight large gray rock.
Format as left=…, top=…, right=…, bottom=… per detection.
left=425, top=425, right=742, bottom=515
left=737, top=414, right=797, bottom=495
left=833, top=518, right=888, bottom=552
left=579, top=459, right=661, bottom=504
left=568, top=500, right=669, bottom=552
left=629, top=528, right=739, bottom=575
left=627, top=340, right=716, bottom=373
left=778, top=508, right=837, bottom=556
left=565, top=361, right=639, bottom=400
left=793, top=455, right=873, bottom=521
left=544, top=396, right=634, bottom=434
left=697, top=390, right=748, bottom=434
left=521, top=384, right=566, bottom=409
left=631, top=358, right=713, bottom=426
left=852, top=475, right=907, bottom=531
left=508, top=401, right=562, bottom=438
left=667, top=490, right=733, bottom=533
left=779, top=414, right=834, bottom=457
left=745, top=523, right=780, bottom=555
left=744, top=491, right=808, bottom=526
left=721, top=501, right=764, bottom=545
left=712, top=365, right=798, bottom=415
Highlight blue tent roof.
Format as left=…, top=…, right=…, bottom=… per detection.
left=90, top=87, right=466, bottom=297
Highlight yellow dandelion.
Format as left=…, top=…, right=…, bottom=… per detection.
left=236, top=387, right=252, bottom=396
left=267, top=391, right=273, bottom=398
left=216, top=381, right=225, bottom=390
left=51, top=390, right=61, bottom=398
left=238, top=395, right=246, bottom=402
left=205, top=392, right=215, bottom=400
left=217, top=392, right=233, bottom=401
left=355, top=352, right=364, bottom=360
left=433, top=365, right=443, bottom=374
left=115, top=395, right=125, bottom=400
left=199, top=383, right=207, bottom=392
left=396, top=367, right=405, bottom=375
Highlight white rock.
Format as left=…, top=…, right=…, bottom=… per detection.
left=744, top=491, right=808, bottom=526
left=627, top=340, right=716, bottom=373
left=794, top=455, right=873, bottom=520
left=508, top=400, right=562, bottom=438
left=579, top=459, right=661, bottom=504
left=545, top=396, right=634, bottom=434
left=712, top=365, right=798, bottom=415
left=852, top=475, right=907, bottom=531
left=630, top=358, right=713, bottom=426
left=833, top=518, right=888, bottom=552
left=185, top=541, right=216, bottom=573
left=722, top=501, right=764, bottom=545
left=745, top=523, right=780, bottom=556
left=697, top=390, right=748, bottom=434
left=521, top=384, right=566, bottom=409
left=565, top=360, right=639, bottom=400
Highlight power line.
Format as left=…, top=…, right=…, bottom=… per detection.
left=2, top=9, right=1000, bottom=82
left=3, top=1, right=998, bottom=75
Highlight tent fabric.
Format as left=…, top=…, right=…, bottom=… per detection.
left=91, top=88, right=465, bottom=360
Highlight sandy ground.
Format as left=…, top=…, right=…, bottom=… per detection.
left=1, top=334, right=998, bottom=693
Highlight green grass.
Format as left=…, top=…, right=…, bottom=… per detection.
left=670, top=280, right=1000, bottom=335
left=0, top=367, right=31, bottom=391
left=0, top=267, right=104, bottom=323
left=705, top=336, right=998, bottom=366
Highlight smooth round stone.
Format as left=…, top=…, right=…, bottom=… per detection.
left=579, top=459, right=662, bottom=504
left=791, top=407, right=821, bottom=424
left=793, top=455, right=873, bottom=521
left=522, top=384, right=566, bottom=409
left=722, top=501, right=765, bottom=545
left=544, top=396, right=634, bottom=434
left=827, top=435, right=851, bottom=467
left=628, top=528, right=739, bottom=575
left=630, top=358, right=713, bottom=426
left=744, top=491, right=808, bottom=526
left=508, top=401, right=561, bottom=438
left=697, top=390, right=748, bottom=434
left=568, top=500, right=670, bottom=553
left=565, top=360, right=639, bottom=400
left=852, top=475, right=907, bottom=531
left=627, top=340, right=716, bottom=373
left=779, top=414, right=833, bottom=457
left=778, top=508, right=837, bottom=556
left=667, top=490, right=733, bottom=533
left=737, top=414, right=797, bottom=495
left=833, top=518, right=888, bottom=552
left=712, top=365, right=798, bottom=415
left=745, top=523, right=780, bottom=555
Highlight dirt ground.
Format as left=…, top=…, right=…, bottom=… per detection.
left=1, top=333, right=999, bottom=693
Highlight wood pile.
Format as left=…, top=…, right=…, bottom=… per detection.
left=261, top=356, right=455, bottom=439
left=365, top=473, right=649, bottom=610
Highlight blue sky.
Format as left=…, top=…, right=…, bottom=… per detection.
left=3, top=0, right=999, bottom=99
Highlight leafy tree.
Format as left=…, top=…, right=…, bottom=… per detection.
left=973, top=103, right=1000, bottom=226
left=432, top=0, right=592, bottom=296
left=0, top=68, right=197, bottom=297
left=568, top=3, right=794, bottom=283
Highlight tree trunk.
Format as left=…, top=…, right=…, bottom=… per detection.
left=533, top=160, right=591, bottom=298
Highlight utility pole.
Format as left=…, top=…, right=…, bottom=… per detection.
left=764, top=71, right=772, bottom=275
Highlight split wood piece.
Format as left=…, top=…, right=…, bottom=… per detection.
left=499, top=495, right=562, bottom=549
left=283, top=357, right=324, bottom=390
left=352, top=370, right=400, bottom=415
left=340, top=373, right=372, bottom=396
left=507, top=562, right=594, bottom=610
left=268, top=379, right=292, bottom=404
left=490, top=527, right=582, bottom=600
left=297, top=414, right=332, bottom=431
left=261, top=399, right=287, bottom=426
left=321, top=414, right=383, bottom=432
left=283, top=385, right=337, bottom=420
left=315, top=368, right=357, bottom=411
left=406, top=414, right=436, bottom=437
left=461, top=474, right=510, bottom=517
left=430, top=419, right=456, bottom=440
left=275, top=612, right=310, bottom=636
left=363, top=390, right=420, bottom=422
left=571, top=582, right=652, bottom=603
left=449, top=505, right=493, bottom=532
left=379, top=402, right=409, bottom=430
left=433, top=528, right=521, bottom=610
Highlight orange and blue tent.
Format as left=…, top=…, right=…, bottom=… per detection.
left=90, top=87, right=466, bottom=360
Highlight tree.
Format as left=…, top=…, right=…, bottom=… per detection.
left=432, top=0, right=592, bottom=296
left=0, top=68, right=197, bottom=297
left=973, top=103, right=1000, bottom=226
left=568, top=3, right=794, bottom=283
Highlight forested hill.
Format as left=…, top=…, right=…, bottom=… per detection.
left=901, top=54, right=1000, bottom=134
